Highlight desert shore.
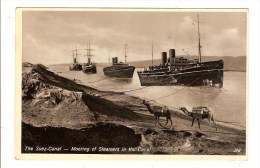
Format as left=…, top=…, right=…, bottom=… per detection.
left=21, top=63, right=246, bottom=155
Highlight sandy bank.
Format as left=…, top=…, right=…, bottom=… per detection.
left=21, top=62, right=246, bottom=155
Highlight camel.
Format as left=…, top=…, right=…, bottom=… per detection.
left=179, top=107, right=217, bottom=131
left=142, top=100, right=173, bottom=129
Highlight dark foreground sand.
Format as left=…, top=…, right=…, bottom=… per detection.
left=21, top=63, right=246, bottom=155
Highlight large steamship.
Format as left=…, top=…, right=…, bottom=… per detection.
left=137, top=15, right=224, bottom=87
left=137, top=49, right=223, bottom=87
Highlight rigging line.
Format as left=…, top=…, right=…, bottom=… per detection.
left=99, top=86, right=148, bottom=97
left=123, top=86, right=148, bottom=93
left=98, top=86, right=147, bottom=97
left=85, top=77, right=111, bottom=83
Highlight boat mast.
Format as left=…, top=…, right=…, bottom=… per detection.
left=73, top=45, right=80, bottom=63
left=152, top=40, right=154, bottom=66
left=72, top=50, right=75, bottom=63
left=197, top=14, right=202, bottom=63
left=108, top=49, right=110, bottom=63
left=84, top=42, right=94, bottom=64
left=124, top=43, right=127, bottom=63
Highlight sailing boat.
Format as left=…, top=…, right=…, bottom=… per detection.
left=82, top=42, right=97, bottom=74
left=69, top=46, right=82, bottom=71
left=103, top=44, right=135, bottom=78
left=137, top=15, right=224, bottom=87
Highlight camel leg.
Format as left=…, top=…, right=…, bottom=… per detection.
left=157, top=116, right=160, bottom=126
left=163, top=118, right=168, bottom=128
left=208, top=117, right=211, bottom=126
left=197, top=118, right=201, bottom=129
left=161, top=116, right=171, bottom=129
left=169, top=117, right=173, bottom=129
left=191, top=118, right=195, bottom=127
left=154, top=116, right=157, bottom=126
left=157, top=116, right=164, bottom=127
left=157, top=116, right=161, bottom=127
left=211, top=117, right=217, bottom=131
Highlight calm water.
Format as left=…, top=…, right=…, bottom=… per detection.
left=48, top=64, right=246, bottom=128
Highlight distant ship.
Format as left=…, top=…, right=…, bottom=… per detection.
left=103, top=44, right=135, bottom=78
left=82, top=42, right=97, bottom=74
left=69, top=47, right=82, bottom=71
left=137, top=15, right=224, bottom=87
left=103, top=57, right=135, bottom=78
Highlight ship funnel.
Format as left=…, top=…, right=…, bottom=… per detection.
left=88, top=58, right=91, bottom=64
left=73, top=58, right=76, bottom=63
left=112, top=57, right=115, bottom=64
left=169, top=49, right=175, bottom=64
left=161, top=52, right=167, bottom=65
left=112, top=57, right=118, bottom=64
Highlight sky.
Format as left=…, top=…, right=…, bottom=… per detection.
left=22, top=10, right=247, bottom=65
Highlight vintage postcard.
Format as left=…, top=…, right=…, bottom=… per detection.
left=15, top=8, right=247, bottom=159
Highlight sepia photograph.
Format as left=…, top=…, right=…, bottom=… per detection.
left=16, top=8, right=247, bottom=158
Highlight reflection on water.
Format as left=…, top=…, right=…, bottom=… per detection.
left=48, top=65, right=246, bottom=127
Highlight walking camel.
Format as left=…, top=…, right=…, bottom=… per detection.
left=143, top=100, right=173, bottom=129
left=179, top=107, right=217, bottom=131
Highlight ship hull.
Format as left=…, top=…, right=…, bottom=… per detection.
left=103, top=66, right=135, bottom=78
left=82, top=65, right=97, bottom=74
left=83, top=67, right=97, bottom=74
left=137, top=60, right=224, bottom=87
left=69, top=64, right=82, bottom=71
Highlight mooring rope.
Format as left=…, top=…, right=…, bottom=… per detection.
left=147, top=75, right=203, bottom=103
left=123, top=86, right=148, bottom=93
left=85, top=77, right=111, bottom=83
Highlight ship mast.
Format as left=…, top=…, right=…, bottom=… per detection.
left=72, top=48, right=75, bottom=63
left=124, top=43, right=127, bottom=63
left=73, top=45, right=80, bottom=63
left=84, top=42, right=94, bottom=64
left=108, top=49, right=110, bottom=63
left=152, top=40, right=154, bottom=66
left=197, top=14, right=202, bottom=63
